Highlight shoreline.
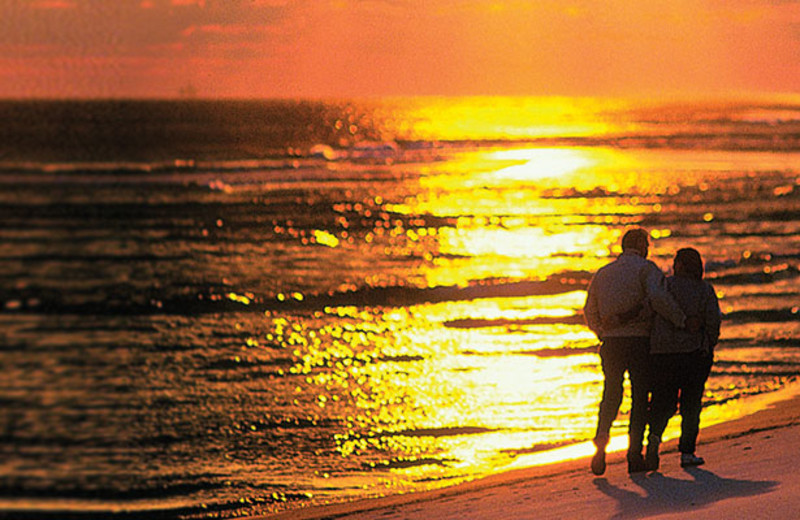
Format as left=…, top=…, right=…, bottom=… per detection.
left=264, top=380, right=800, bottom=519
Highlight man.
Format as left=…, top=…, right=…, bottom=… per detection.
left=584, top=228, right=686, bottom=475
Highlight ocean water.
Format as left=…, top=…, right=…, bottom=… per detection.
left=1, top=96, right=800, bottom=518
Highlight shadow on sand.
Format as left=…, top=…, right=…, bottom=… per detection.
left=593, top=466, right=778, bottom=519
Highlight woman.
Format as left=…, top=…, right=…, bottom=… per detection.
left=646, top=248, right=721, bottom=471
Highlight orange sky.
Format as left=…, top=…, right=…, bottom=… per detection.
left=1, top=0, right=798, bottom=99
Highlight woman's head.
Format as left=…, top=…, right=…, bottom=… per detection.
left=674, top=247, right=704, bottom=280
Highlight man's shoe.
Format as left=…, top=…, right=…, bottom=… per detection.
left=627, top=453, right=647, bottom=473
left=591, top=447, right=606, bottom=475
left=680, top=453, right=705, bottom=467
left=591, top=436, right=608, bottom=476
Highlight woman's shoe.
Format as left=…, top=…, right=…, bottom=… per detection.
left=680, top=453, right=705, bottom=467
left=627, top=452, right=647, bottom=473
left=645, top=444, right=660, bottom=471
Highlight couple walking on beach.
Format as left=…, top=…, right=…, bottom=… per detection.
left=584, top=228, right=721, bottom=475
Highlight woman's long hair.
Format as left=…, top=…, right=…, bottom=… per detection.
left=674, top=248, right=704, bottom=280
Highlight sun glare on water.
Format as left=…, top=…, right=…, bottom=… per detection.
left=488, top=147, right=596, bottom=181
left=256, top=96, right=800, bottom=508
left=389, top=96, right=624, bottom=142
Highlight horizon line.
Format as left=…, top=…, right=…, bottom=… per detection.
left=1, top=91, right=799, bottom=104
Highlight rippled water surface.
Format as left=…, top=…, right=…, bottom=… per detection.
left=1, top=97, right=800, bottom=518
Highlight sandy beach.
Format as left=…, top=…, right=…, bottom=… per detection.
left=265, top=383, right=800, bottom=520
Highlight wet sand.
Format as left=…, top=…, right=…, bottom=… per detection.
left=264, top=382, right=800, bottom=519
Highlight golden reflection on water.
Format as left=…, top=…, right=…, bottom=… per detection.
left=276, top=143, right=661, bottom=489
left=383, top=97, right=625, bottom=142
left=394, top=146, right=628, bottom=288
left=487, top=147, right=600, bottom=182
left=276, top=287, right=608, bottom=488
left=265, top=133, right=799, bottom=499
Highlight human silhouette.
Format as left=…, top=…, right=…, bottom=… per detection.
left=584, top=228, right=686, bottom=474
left=646, top=248, right=721, bottom=470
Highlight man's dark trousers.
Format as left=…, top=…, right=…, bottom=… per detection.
left=595, top=336, right=651, bottom=457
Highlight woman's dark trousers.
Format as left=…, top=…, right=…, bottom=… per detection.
left=649, top=350, right=712, bottom=454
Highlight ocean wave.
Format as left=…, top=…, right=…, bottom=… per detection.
left=718, top=338, right=800, bottom=350
left=263, top=276, right=591, bottom=311
left=708, top=264, right=800, bottom=286
left=0, top=158, right=301, bottom=176
left=2, top=130, right=800, bottom=180
left=461, top=346, right=597, bottom=358
left=365, top=457, right=455, bottom=470
left=377, top=426, right=498, bottom=439
left=722, top=308, right=800, bottom=323
left=0, top=276, right=591, bottom=316
left=444, top=314, right=585, bottom=329
left=0, top=474, right=227, bottom=501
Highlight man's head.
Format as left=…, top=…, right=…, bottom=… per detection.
left=621, top=228, right=649, bottom=257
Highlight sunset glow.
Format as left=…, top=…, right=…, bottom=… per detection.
left=2, top=0, right=799, bottom=98
left=5, top=1, right=800, bottom=515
